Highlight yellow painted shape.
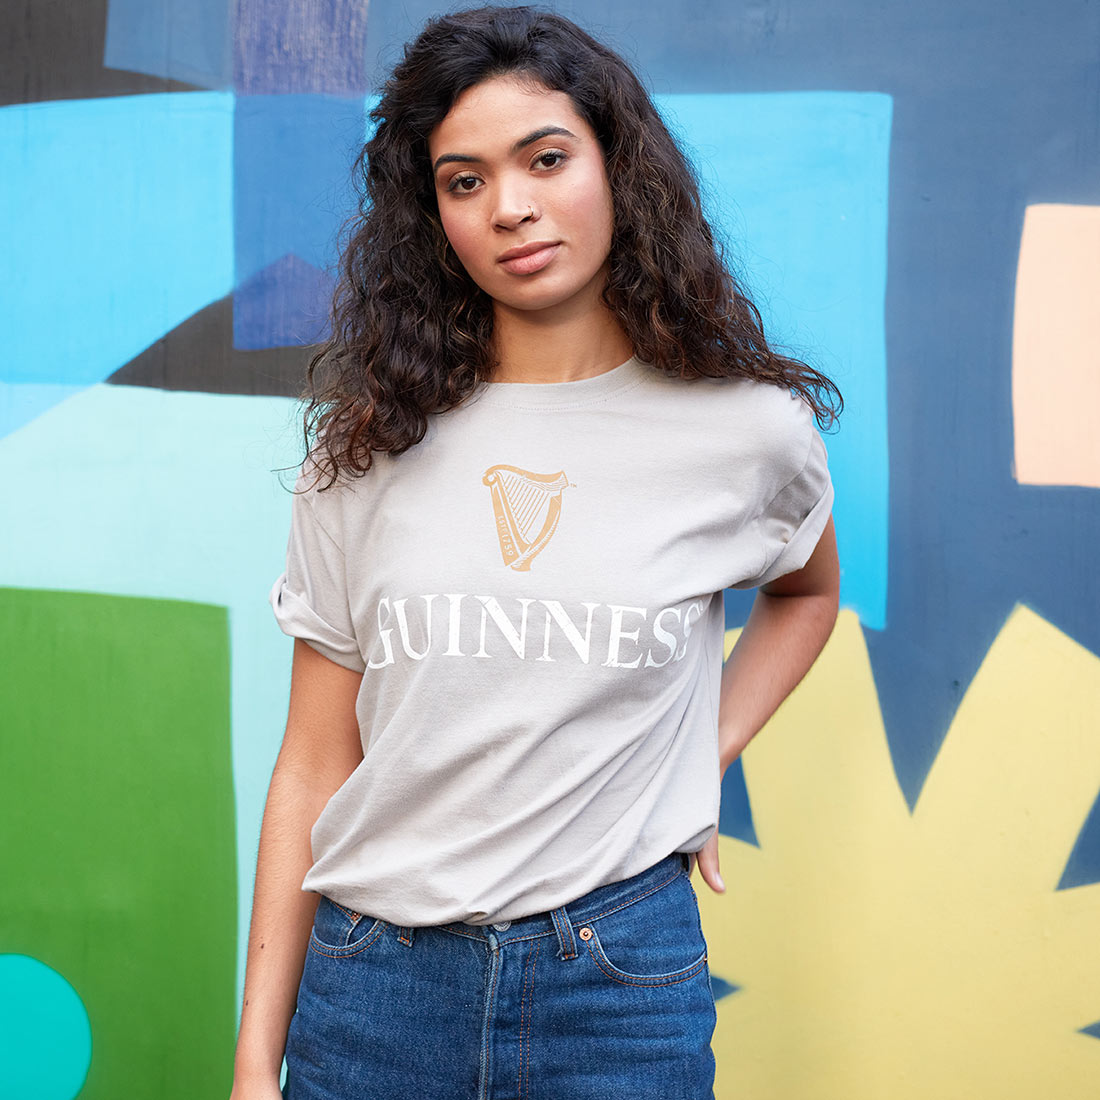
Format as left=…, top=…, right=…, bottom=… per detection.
left=703, top=606, right=1100, bottom=1099
left=1012, top=203, right=1100, bottom=488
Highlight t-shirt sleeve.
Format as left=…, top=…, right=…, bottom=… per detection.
left=269, top=474, right=366, bottom=673
left=730, top=398, right=835, bottom=590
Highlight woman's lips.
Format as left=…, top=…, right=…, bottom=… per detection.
left=498, top=243, right=561, bottom=275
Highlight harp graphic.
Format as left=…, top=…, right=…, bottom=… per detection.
left=482, top=464, right=570, bottom=571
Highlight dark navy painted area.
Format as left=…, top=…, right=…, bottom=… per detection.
left=710, top=974, right=740, bottom=1002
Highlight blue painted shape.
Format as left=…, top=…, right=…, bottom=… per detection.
left=0, top=382, right=84, bottom=441
left=1081, top=1020, right=1100, bottom=1042
left=719, top=759, right=759, bottom=847
left=710, top=974, right=740, bottom=1001
left=233, top=94, right=364, bottom=348
left=0, top=95, right=234, bottom=387
left=1058, top=789, right=1100, bottom=890
left=0, top=954, right=91, bottom=1099
left=662, top=92, right=891, bottom=630
left=234, top=253, right=334, bottom=349
left=234, top=0, right=370, bottom=95
left=104, top=0, right=231, bottom=89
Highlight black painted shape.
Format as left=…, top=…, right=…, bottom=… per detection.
left=106, top=295, right=313, bottom=397
left=1, top=0, right=202, bottom=106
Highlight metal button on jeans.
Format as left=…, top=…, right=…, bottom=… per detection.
left=492, top=921, right=511, bottom=931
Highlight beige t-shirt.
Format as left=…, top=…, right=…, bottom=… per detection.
left=270, top=357, right=833, bottom=925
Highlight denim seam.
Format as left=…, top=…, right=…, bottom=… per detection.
left=478, top=938, right=502, bottom=1100
left=583, top=932, right=709, bottom=987
left=439, top=865, right=685, bottom=946
left=308, top=919, right=386, bottom=959
left=518, top=938, right=539, bottom=1099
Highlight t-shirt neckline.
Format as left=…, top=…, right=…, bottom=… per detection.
left=471, top=356, right=648, bottom=410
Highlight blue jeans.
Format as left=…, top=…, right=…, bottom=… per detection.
left=283, top=851, right=717, bottom=1099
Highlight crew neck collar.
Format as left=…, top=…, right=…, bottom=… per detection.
left=472, top=356, right=648, bottom=410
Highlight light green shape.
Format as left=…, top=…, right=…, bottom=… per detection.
left=0, top=954, right=92, bottom=1099
left=0, top=589, right=236, bottom=1097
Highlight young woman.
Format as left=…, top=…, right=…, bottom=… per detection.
left=231, top=7, right=841, bottom=1099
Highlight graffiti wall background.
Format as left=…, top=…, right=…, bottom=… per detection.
left=2, top=0, right=1098, bottom=1096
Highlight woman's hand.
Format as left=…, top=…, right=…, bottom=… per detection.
left=692, top=829, right=725, bottom=894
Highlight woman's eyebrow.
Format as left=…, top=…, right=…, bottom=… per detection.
left=432, top=126, right=578, bottom=173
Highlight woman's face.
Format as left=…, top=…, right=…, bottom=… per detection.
left=428, top=74, right=615, bottom=320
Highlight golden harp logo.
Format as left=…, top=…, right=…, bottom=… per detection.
left=483, top=464, right=569, bottom=571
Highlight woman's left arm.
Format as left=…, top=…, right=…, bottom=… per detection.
left=695, top=515, right=840, bottom=894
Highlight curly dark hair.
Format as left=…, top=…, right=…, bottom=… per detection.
left=303, top=4, right=841, bottom=486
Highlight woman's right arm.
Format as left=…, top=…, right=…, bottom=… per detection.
left=230, top=639, right=365, bottom=1098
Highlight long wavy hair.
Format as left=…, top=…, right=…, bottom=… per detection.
left=304, top=5, right=841, bottom=486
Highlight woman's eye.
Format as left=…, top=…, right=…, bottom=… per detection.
left=447, top=175, right=481, bottom=194
left=534, top=150, right=566, bottom=171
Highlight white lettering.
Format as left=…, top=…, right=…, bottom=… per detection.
left=603, top=605, right=647, bottom=669
left=475, top=596, right=533, bottom=659
left=537, top=600, right=599, bottom=663
left=645, top=605, right=682, bottom=668
left=674, top=599, right=706, bottom=661
left=443, top=593, right=466, bottom=657
left=366, top=596, right=395, bottom=669
left=393, top=594, right=436, bottom=660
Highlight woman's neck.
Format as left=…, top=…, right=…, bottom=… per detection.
left=489, top=298, right=634, bottom=384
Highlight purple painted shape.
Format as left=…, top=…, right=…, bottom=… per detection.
left=234, top=0, right=370, bottom=95
left=233, top=253, right=334, bottom=350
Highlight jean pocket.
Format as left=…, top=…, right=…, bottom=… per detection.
left=308, top=895, right=386, bottom=958
left=578, top=872, right=709, bottom=987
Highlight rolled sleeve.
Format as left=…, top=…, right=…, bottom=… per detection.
left=269, top=477, right=366, bottom=673
left=731, top=404, right=835, bottom=590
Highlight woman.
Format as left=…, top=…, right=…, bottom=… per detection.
left=231, top=7, right=841, bottom=1099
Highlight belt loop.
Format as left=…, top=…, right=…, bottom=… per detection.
left=397, top=925, right=415, bottom=947
left=550, top=905, right=577, bottom=960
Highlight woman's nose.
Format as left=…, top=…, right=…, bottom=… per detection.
left=493, top=183, right=539, bottom=231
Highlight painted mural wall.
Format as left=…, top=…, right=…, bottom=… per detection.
left=1, top=1, right=1098, bottom=1096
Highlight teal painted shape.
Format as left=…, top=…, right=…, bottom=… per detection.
left=660, top=93, right=891, bottom=629
left=0, top=94, right=234, bottom=387
left=0, top=955, right=91, bottom=1099
left=1082, top=1020, right=1100, bottom=1042
left=0, top=383, right=302, bottom=1008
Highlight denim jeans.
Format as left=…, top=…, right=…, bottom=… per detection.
left=283, top=851, right=717, bottom=1099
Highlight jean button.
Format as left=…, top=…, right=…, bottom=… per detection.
left=492, top=921, right=511, bottom=931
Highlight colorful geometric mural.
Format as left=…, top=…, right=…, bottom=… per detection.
left=707, top=608, right=1100, bottom=1098
left=2, top=0, right=1098, bottom=1095
left=0, top=588, right=237, bottom=1097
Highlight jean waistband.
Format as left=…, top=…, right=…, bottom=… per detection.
left=397, top=851, right=690, bottom=959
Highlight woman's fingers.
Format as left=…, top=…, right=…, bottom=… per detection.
left=694, top=829, right=726, bottom=894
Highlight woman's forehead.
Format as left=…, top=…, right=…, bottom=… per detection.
left=428, top=75, right=591, bottom=159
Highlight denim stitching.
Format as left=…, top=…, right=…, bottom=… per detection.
left=308, top=918, right=386, bottom=959
left=478, top=938, right=502, bottom=1100
left=438, top=865, right=686, bottom=947
left=583, top=929, right=708, bottom=987
left=518, top=938, right=539, bottom=1099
